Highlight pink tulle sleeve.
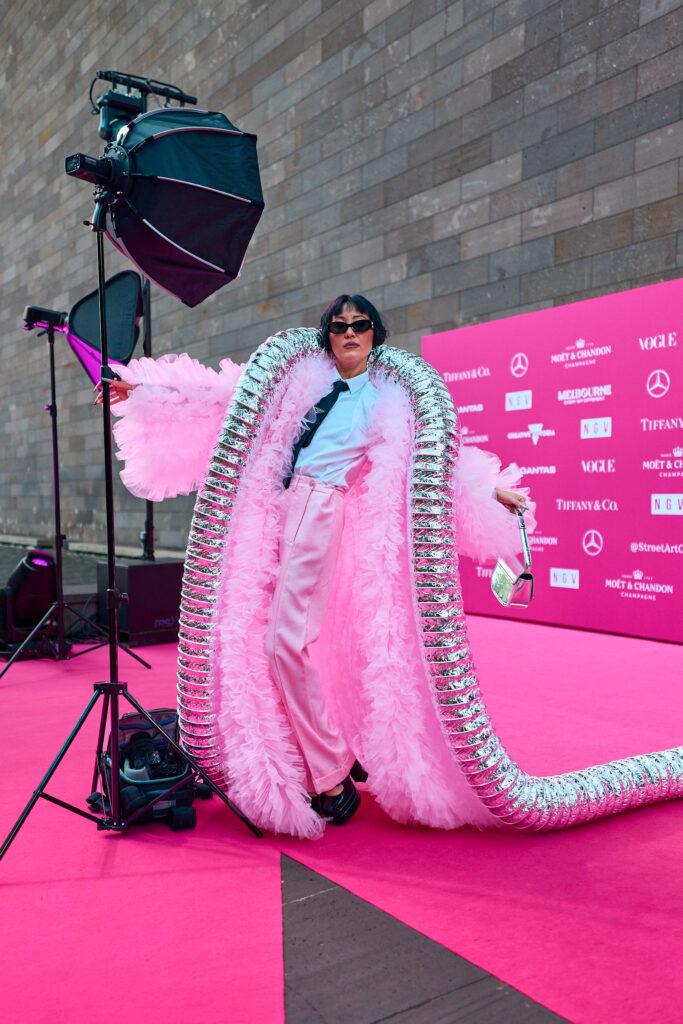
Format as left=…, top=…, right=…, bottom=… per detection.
left=112, top=353, right=242, bottom=501
left=454, top=445, right=537, bottom=564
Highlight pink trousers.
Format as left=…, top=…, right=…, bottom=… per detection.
left=264, top=475, right=355, bottom=794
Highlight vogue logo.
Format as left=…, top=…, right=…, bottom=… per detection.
left=550, top=568, right=579, bottom=589
left=646, top=369, right=670, bottom=399
left=506, top=423, right=556, bottom=446
left=580, top=416, right=612, bottom=439
left=582, top=458, right=615, bottom=473
left=651, top=494, right=683, bottom=515
left=445, top=367, right=490, bottom=382
left=557, top=384, right=612, bottom=406
left=505, top=389, right=532, bottom=411
left=556, top=499, right=618, bottom=511
left=639, top=332, right=677, bottom=350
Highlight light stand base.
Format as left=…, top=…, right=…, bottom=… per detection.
left=0, top=599, right=151, bottom=678
left=0, top=679, right=261, bottom=861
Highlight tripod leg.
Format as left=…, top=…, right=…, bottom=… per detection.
left=0, top=690, right=102, bottom=860
left=91, top=688, right=111, bottom=795
left=0, top=604, right=59, bottom=680
left=121, top=691, right=263, bottom=838
left=62, top=604, right=152, bottom=669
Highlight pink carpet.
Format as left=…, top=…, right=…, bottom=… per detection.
left=1, top=616, right=681, bottom=1023
left=0, top=647, right=284, bottom=1024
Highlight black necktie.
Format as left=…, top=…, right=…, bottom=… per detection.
left=284, top=380, right=350, bottom=488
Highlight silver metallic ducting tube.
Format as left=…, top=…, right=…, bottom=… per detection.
left=177, top=328, right=683, bottom=830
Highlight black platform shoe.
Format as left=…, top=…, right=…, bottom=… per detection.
left=311, top=775, right=360, bottom=826
left=349, top=759, right=368, bottom=783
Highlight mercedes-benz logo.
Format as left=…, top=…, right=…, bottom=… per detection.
left=646, top=369, right=670, bottom=399
left=582, top=529, right=603, bottom=556
left=510, top=352, right=528, bottom=378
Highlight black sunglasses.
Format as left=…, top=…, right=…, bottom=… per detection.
left=328, top=318, right=373, bottom=335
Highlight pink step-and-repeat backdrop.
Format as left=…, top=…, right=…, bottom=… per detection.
left=422, top=279, right=682, bottom=644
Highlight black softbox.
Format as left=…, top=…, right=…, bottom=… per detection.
left=103, top=107, right=264, bottom=307
left=67, top=270, right=142, bottom=383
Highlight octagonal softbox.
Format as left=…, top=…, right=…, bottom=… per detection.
left=104, top=107, right=264, bottom=307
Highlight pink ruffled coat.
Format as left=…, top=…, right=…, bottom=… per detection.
left=114, top=349, right=535, bottom=838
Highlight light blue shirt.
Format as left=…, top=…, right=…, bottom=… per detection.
left=293, top=370, right=379, bottom=489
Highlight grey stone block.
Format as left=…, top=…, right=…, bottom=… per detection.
left=521, top=256, right=592, bottom=303
left=593, top=159, right=679, bottom=217
left=637, top=44, right=683, bottom=99
left=491, top=38, right=560, bottom=100
left=633, top=195, right=683, bottom=242
left=555, top=212, right=633, bottom=262
left=462, top=152, right=522, bottom=201
left=490, top=236, right=555, bottom=279
left=523, top=122, right=595, bottom=179
left=560, top=0, right=640, bottom=64
left=597, top=10, right=683, bottom=81
left=435, top=10, right=493, bottom=68
left=462, top=23, right=526, bottom=83
left=595, top=83, right=681, bottom=152
left=407, top=236, right=460, bottom=276
left=592, top=235, right=676, bottom=286
left=461, top=87, right=524, bottom=143
left=556, top=139, right=634, bottom=197
left=557, top=68, right=637, bottom=133
left=459, top=275, right=521, bottom=317
left=492, top=106, right=558, bottom=162
left=525, top=54, right=597, bottom=114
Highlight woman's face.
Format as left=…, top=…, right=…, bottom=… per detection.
left=328, top=304, right=374, bottom=379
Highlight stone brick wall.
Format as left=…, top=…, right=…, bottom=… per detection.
left=2, top=0, right=681, bottom=552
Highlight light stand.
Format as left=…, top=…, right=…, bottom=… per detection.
left=0, top=315, right=151, bottom=679
left=140, top=279, right=155, bottom=560
left=0, top=226, right=261, bottom=861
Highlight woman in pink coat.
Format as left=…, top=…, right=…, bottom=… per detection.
left=108, top=294, right=533, bottom=838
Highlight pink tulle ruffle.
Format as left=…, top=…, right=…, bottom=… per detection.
left=455, top=445, right=537, bottom=564
left=113, top=353, right=242, bottom=501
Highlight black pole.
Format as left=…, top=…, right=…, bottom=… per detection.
left=141, top=277, right=155, bottom=561
left=46, top=326, right=67, bottom=655
left=95, top=228, right=122, bottom=826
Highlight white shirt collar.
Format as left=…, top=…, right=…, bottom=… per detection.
left=334, top=368, right=369, bottom=393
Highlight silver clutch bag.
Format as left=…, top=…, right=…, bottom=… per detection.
left=491, top=508, right=534, bottom=608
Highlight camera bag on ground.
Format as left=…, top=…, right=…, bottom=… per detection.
left=88, top=707, right=211, bottom=831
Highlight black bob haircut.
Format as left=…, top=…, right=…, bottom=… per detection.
left=319, top=294, right=388, bottom=353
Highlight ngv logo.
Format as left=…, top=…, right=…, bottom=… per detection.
left=639, top=332, right=677, bottom=350
left=651, top=494, right=683, bottom=515
left=550, top=568, right=579, bottom=589
left=505, top=389, right=532, bottom=411
left=580, top=416, right=612, bottom=439
left=582, top=458, right=615, bottom=473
